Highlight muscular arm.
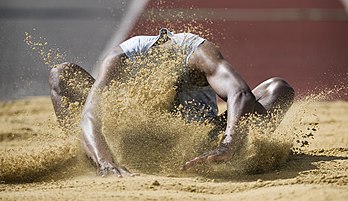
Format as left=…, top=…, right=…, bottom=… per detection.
left=206, top=60, right=255, bottom=146
left=182, top=42, right=261, bottom=170
left=80, top=47, right=132, bottom=177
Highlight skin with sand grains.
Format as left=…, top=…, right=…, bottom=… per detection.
left=49, top=29, right=295, bottom=177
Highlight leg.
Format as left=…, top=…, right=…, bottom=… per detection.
left=252, top=77, right=295, bottom=121
left=49, top=62, right=95, bottom=128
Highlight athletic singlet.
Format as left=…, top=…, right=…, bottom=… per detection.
left=119, top=28, right=218, bottom=122
left=120, top=28, right=205, bottom=64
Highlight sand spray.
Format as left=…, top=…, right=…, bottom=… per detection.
left=1, top=25, right=345, bottom=182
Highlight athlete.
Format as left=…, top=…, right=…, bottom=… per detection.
left=49, top=28, right=294, bottom=177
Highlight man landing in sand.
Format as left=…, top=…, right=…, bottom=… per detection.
left=49, top=28, right=294, bottom=177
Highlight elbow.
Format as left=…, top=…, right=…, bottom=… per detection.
left=80, top=110, right=89, bottom=131
left=80, top=101, right=94, bottom=126
left=80, top=107, right=94, bottom=126
left=236, top=89, right=256, bottom=106
left=225, top=86, right=255, bottom=103
left=80, top=109, right=98, bottom=140
left=228, top=89, right=256, bottom=114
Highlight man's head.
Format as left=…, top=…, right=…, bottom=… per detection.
left=155, top=28, right=173, bottom=45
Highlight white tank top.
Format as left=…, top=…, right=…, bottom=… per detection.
left=119, top=28, right=206, bottom=64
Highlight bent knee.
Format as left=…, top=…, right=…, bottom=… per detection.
left=49, top=62, right=75, bottom=89
left=267, top=77, right=295, bottom=99
left=49, top=62, right=78, bottom=78
left=50, top=62, right=71, bottom=74
left=54, top=62, right=77, bottom=71
left=268, top=77, right=293, bottom=90
left=235, top=89, right=257, bottom=106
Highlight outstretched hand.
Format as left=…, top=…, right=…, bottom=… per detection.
left=181, top=145, right=231, bottom=171
left=98, top=161, right=139, bottom=178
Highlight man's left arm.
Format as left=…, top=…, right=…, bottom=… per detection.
left=181, top=59, right=256, bottom=170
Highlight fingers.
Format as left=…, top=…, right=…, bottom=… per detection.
left=117, top=168, right=140, bottom=177
left=207, top=153, right=229, bottom=162
left=98, top=166, right=139, bottom=178
left=181, top=149, right=230, bottom=171
left=110, top=167, right=123, bottom=178
left=98, top=168, right=108, bottom=177
left=181, top=156, right=205, bottom=171
left=118, top=166, right=141, bottom=177
left=98, top=167, right=118, bottom=177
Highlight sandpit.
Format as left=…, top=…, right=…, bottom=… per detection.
left=0, top=97, right=347, bottom=201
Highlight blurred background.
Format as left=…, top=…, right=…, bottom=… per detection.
left=0, top=0, right=347, bottom=100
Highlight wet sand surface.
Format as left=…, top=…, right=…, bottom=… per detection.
left=1, top=97, right=347, bottom=201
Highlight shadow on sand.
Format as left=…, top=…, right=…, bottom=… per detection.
left=200, top=149, right=348, bottom=182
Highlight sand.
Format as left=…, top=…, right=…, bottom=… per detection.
left=0, top=96, right=347, bottom=201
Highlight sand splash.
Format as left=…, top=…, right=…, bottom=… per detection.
left=98, top=44, right=321, bottom=176
left=100, top=44, right=217, bottom=174
left=24, top=30, right=65, bottom=68
left=0, top=97, right=82, bottom=183
left=0, top=77, right=331, bottom=183
left=0, top=137, right=78, bottom=182
left=1, top=27, right=343, bottom=183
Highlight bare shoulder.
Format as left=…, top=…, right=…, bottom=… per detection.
left=95, top=46, right=128, bottom=86
left=198, top=40, right=223, bottom=57
left=188, top=40, right=225, bottom=75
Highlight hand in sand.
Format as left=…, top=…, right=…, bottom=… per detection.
left=98, top=161, right=139, bottom=178
left=181, top=144, right=231, bottom=171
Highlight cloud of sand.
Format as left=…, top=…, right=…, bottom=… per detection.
left=100, top=44, right=217, bottom=174
left=98, top=42, right=324, bottom=176
left=24, top=30, right=65, bottom=68
left=3, top=14, right=344, bottom=182
left=0, top=136, right=78, bottom=182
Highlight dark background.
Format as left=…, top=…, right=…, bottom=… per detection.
left=132, top=0, right=348, bottom=99
left=0, top=0, right=131, bottom=100
left=1, top=0, right=347, bottom=100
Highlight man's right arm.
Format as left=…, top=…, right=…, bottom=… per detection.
left=80, top=47, right=133, bottom=177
